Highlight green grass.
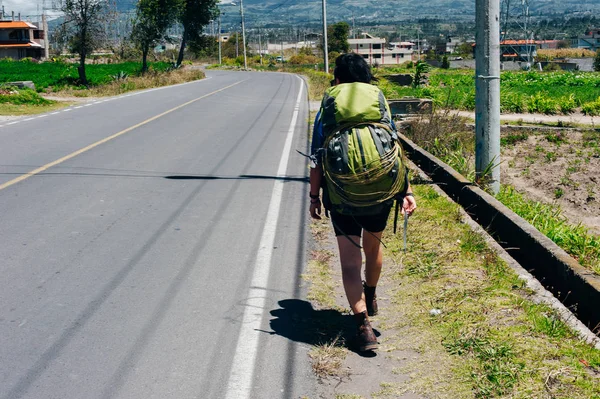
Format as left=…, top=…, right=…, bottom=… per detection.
left=404, top=114, right=600, bottom=276
left=0, top=88, right=67, bottom=115
left=496, top=186, right=600, bottom=274
left=376, top=67, right=600, bottom=115
left=500, top=132, right=529, bottom=146
left=384, top=184, right=600, bottom=399
left=0, top=102, right=68, bottom=115
left=0, top=59, right=172, bottom=91
left=0, top=88, right=53, bottom=105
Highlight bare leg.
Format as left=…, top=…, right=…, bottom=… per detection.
left=363, top=231, right=384, bottom=287
left=337, top=235, right=366, bottom=314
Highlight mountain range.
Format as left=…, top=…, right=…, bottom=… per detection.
left=112, top=0, right=600, bottom=29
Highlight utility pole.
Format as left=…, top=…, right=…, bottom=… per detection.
left=218, top=13, right=222, bottom=64
left=322, top=0, right=328, bottom=73
left=42, top=13, right=49, bottom=59
left=258, top=27, right=263, bottom=65
left=240, top=0, right=247, bottom=69
left=417, top=30, right=420, bottom=61
left=475, top=0, right=501, bottom=193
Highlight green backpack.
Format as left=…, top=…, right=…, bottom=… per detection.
left=319, top=82, right=408, bottom=217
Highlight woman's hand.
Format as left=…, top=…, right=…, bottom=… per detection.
left=402, top=194, right=417, bottom=216
left=310, top=198, right=322, bottom=220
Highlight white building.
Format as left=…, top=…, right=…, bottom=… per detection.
left=348, top=34, right=414, bottom=66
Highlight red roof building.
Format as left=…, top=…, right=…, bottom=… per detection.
left=0, top=20, right=44, bottom=60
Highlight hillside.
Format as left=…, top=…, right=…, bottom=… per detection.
left=114, top=0, right=600, bottom=26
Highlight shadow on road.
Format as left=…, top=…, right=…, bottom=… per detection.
left=269, top=299, right=378, bottom=357
left=0, top=166, right=309, bottom=183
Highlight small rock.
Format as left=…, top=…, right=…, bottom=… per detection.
left=430, top=309, right=442, bottom=316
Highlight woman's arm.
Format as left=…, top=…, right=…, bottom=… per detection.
left=402, top=184, right=417, bottom=216
left=309, top=165, right=323, bottom=219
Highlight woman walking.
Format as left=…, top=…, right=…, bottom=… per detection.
left=309, top=53, right=417, bottom=351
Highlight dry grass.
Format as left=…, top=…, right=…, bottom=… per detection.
left=303, top=257, right=337, bottom=309
left=381, top=184, right=600, bottom=399
left=52, top=68, right=206, bottom=98
left=536, top=48, right=597, bottom=61
left=309, top=337, right=349, bottom=379
left=0, top=101, right=72, bottom=116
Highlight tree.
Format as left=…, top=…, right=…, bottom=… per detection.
left=412, top=60, right=430, bottom=88
left=188, top=34, right=218, bottom=59
left=441, top=55, right=450, bottom=69
left=221, top=33, right=245, bottom=60
left=456, top=42, right=474, bottom=59
left=131, top=0, right=180, bottom=72
left=328, top=22, right=350, bottom=54
left=175, top=0, right=218, bottom=67
left=57, top=0, right=107, bottom=86
left=594, top=49, right=600, bottom=72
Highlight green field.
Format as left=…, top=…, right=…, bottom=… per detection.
left=0, top=59, right=172, bottom=91
left=378, top=67, right=600, bottom=115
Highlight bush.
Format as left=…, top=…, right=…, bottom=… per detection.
left=557, top=94, right=577, bottom=114
left=526, top=92, right=558, bottom=114
left=441, top=55, right=450, bottom=69
left=501, top=92, right=526, bottom=113
left=288, top=54, right=319, bottom=65
left=412, top=60, right=430, bottom=88
left=0, top=88, right=53, bottom=105
left=543, top=62, right=562, bottom=72
left=594, top=49, right=600, bottom=72
left=582, top=97, right=600, bottom=116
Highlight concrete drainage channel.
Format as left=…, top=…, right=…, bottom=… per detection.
left=397, top=132, right=600, bottom=340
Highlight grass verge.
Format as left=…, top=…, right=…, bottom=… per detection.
left=379, top=184, right=600, bottom=399
left=402, top=112, right=600, bottom=275
left=0, top=102, right=70, bottom=116
left=301, top=77, right=600, bottom=398
left=51, top=68, right=205, bottom=97
left=496, top=186, right=600, bottom=274
left=0, top=88, right=68, bottom=115
left=303, top=217, right=349, bottom=380
left=0, top=68, right=205, bottom=115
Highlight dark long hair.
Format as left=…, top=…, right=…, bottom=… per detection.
left=333, top=53, right=376, bottom=84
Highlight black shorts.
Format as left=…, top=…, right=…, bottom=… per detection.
left=330, top=205, right=392, bottom=237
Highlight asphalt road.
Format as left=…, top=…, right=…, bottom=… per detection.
left=0, top=70, right=315, bottom=399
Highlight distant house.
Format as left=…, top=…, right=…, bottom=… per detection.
left=537, top=40, right=561, bottom=50
left=499, top=40, right=537, bottom=62
left=348, top=34, right=414, bottom=65
left=0, top=19, right=44, bottom=60
left=574, top=29, right=600, bottom=52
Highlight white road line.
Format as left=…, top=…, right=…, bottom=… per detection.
left=24, top=118, right=34, bottom=121
left=51, top=112, right=60, bottom=115
left=7, top=121, right=18, bottom=125
left=224, top=76, right=304, bottom=399
left=74, top=106, right=83, bottom=109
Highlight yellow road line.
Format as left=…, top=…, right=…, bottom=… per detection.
left=0, top=80, right=246, bottom=192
